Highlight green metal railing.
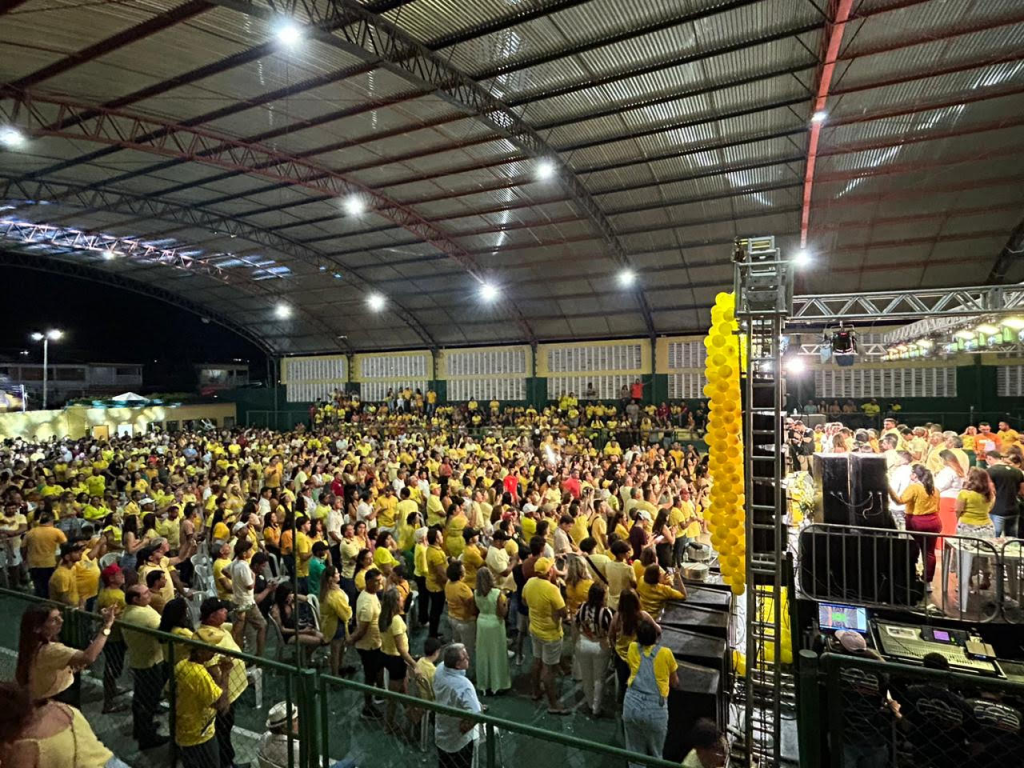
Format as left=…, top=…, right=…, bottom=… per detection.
left=0, top=588, right=683, bottom=768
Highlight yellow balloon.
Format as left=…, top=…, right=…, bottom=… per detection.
left=710, top=334, right=726, bottom=348
left=710, top=353, right=727, bottom=368
left=731, top=583, right=745, bottom=596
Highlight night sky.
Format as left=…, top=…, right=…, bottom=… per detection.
left=0, top=267, right=266, bottom=391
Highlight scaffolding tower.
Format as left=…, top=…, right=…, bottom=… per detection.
left=734, top=236, right=794, bottom=767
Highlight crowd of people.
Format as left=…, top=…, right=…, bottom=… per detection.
left=0, top=401, right=724, bottom=768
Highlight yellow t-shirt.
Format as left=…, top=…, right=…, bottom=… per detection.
left=295, top=531, right=313, bottom=578
left=212, top=558, right=233, bottom=601
left=627, top=643, right=679, bottom=697
left=414, top=542, right=428, bottom=578
left=96, top=587, right=126, bottom=641
left=28, top=641, right=77, bottom=700
left=354, top=591, right=382, bottom=650
left=74, top=553, right=101, bottom=601
left=445, top=580, right=475, bottom=621
left=957, top=490, right=992, bottom=527
left=899, top=483, right=939, bottom=517
left=24, top=526, right=67, bottom=569
left=426, top=496, right=445, bottom=527
left=604, top=560, right=635, bottom=609
left=425, top=545, right=447, bottom=593
left=565, top=577, right=593, bottom=616
left=373, top=547, right=399, bottom=571
left=49, top=565, right=79, bottom=606
left=522, top=576, right=565, bottom=642
left=376, top=496, right=398, bottom=529
left=462, top=545, right=484, bottom=586
left=445, top=516, right=467, bottom=558
left=173, top=659, right=222, bottom=747
left=320, top=588, right=352, bottom=641
left=637, top=580, right=685, bottom=618
left=381, top=614, right=408, bottom=657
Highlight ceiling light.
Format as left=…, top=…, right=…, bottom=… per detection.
left=479, top=282, right=499, bottom=302
left=343, top=194, right=365, bottom=216
left=367, top=293, right=386, bottom=312
left=276, top=21, right=302, bottom=46
left=793, top=249, right=812, bottom=267
left=333, top=272, right=342, bottom=279
left=953, top=329, right=975, bottom=340
left=785, top=357, right=806, bottom=374
left=975, top=323, right=999, bottom=335
left=916, top=339, right=934, bottom=349
left=811, top=110, right=828, bottom=124
left=275, top=303, right=292, bottom=319
left=0, top=126, right=26, bottom=148
left=535, top=160, right=556, bottom=181
left=618, top=269, right=636, bottom=287
left=1000, top=316, right=1024, bottom=329
left=102, top=248, right=117, bottom=260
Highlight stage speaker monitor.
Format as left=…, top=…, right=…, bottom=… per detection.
left=664, top=662, right=721, bottom=762
left=849, top=453, right=895, bottom=529
left=660, top=603, right=729, bottom=639
left=813, top=452, right=851, bottom=525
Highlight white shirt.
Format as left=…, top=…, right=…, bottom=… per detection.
left=433, top=662, right=481, bottom=752
left=935, top=466, right=964, bottom=494
left=889, top=464, right=913, bottom=512
left=229, top=559, right=255, bottom=609
left=258, top=498, right=271, bottom=517
left=356, top=501, right=373, bottom=522
left=326, top=509, right=344, bottom=543
left=257, top=732, right=300, bottom=768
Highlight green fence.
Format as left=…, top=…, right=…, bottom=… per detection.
left=798, top=650, right=1024, bottom=768
left=0, top=588, right=683, bottom=768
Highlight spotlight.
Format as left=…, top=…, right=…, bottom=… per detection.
left=275, top=303, right=292, bottom=319
left=618, top=269, right=636, bottom=287
left=367, top=293, right=386, bottom=312
left=785, top=357, right=806, bottom=374
left=46, top=329, right=63, bottom=340
left=535, top=160, right=556, bottom=181
left=344, top=194, right=365, bottom=216
left=793, top=249, right=812, bottom=267
left=975, top=323, right=999, bottom=335
left=830, top=324, right=855, bottom=354
left=102, top=249, right=117, bottom=260
left=1001, top=316, right=1024, bottom=330
left=811, top=110, right=828, bottom=124
left=0, top=126, right=26, bottom=148
left=479, top=282, right=499, bottom=302
left=276, top=21, right=302, bottom=46
left=916, top=339, right=934, bottom=349
left=953, top=329, right=976, bottom=340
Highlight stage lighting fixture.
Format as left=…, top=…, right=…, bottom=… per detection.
left=953, top=329, right=976, bottom=340
left=0, top=126, right=26, bottom=148
left=1001, top=316, right=1024, bottom=330
left=811, top=111, right=828, bottom=124
left=102, top=249, right=117, bottom=260
left=275, top=303, right=292, bottom=319
left=916, top=339, right=934, bottom=349
left=277, top=21, right=302, bottom=46
left=830, top=325, right=855, bottom=354
left=618, top=269, right=636, bottom=287
left=975, top=323, right=999, bottom=335
left=367, top=293, right=386, bottom=312
left=785, top=357, right=806, bottom=374
left=344, top=195, right=365, bottom=216
left=793, top=249, right=811, bottom=267
left=535, top=160, right=556, bottom=180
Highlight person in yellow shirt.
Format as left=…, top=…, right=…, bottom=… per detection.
left=173, top=643, right=232, bottom=766
left=73, top=529, right=105, bottom=613
left=319, top=565, right=354, bottom=677
left=23, top=511, right=67, bottom=598
left=461, top=528, right=485, bottom=587
left=624, top=619, right=678, bottom=764
left=423, top=528, right=448, bottom=638
left=522, top=557, right=568, bottom=714
left=636, top=564, right=686, bottom=620
left=426, top=484, right=445, bottom=527
left=49, top=542, right=84, bottom=608
left=195, top=598, right=249, bottom=765
left=294, top=515, right=313, bottom=592
left=997, top=420, right=1020, bottom=450
left=444, top=561, right=477, bottom=662
left=350, top=568, right=384, bottom=717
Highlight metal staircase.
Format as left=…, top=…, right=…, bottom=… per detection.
left=734, top=237, right=793, bottom=766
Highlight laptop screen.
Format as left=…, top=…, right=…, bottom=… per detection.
left=818, top=603, right=869, bottom=634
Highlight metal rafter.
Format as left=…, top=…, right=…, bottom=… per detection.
left=988, top=216, right=1024, bottom=285
left=0, top=92, right=536, bottom=343
left=0, top=248, right=276, bottom=355
left=790, top=284, right=1024, bottom=323
left=206, top=0, right=657, bottom=339
left=0, top=176, right=438, bottom=347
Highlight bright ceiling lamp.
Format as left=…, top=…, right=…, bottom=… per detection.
left=1001, top=316, right=1024, bottom=329
left=102, top=248, right=117, bottom=260
left=343, top=194, right=365, bottom=216
left=276, top=21, right=302, bottom=46
left=618, top=268, right=636, bottom=287
left=367, top=293, right=386, bottom=312
left=975, top=323, right=999, bottom=335
left=953, top=329, right=976, bottom=339
left=0, top=126, right=26, bottom=148
left=793, top=249, right=812, bottom=267
left=275, top=303, right=293, bottom=319
left=479, top=282, right=500, bottom=302
left=785, top=357, right=806, bottom=374
left=811, top=110, right=828, bottom=124
left=535, top=159, right=556, bottom=181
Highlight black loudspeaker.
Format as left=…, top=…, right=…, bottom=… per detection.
left=683, top=586, right=732, bottom=612
left=661, top=626, right=729, bottom=670
left=664, top=661, right=721, bottom=761
left=660, top=603, right=730, bottom=639
left=813, top=453, right=852, bottom=525
left=797, top=527, right=924, bottom=606
left=849, top=453, right=895, bottom=529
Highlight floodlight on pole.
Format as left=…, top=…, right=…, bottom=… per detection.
left=29, top=329, right=62, bottom=409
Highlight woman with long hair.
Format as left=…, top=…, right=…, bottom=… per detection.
left=935, top=450, right=967, bottom=493
left=473, top=567, right=511, bottom=695
left=378, top=587, right=416, bottom=731
left=16, top=604, right=114, bottom=704
left=270, top=583, right=324, bottom=651
left=0, top=681, right=129, bottom=768
left=889, top=464, right=942, bottom=591
left=955, top=468, right=996, bottom=602
left=157, top=596, right=195, bottom=665
left=119, top=515, right=144, bottom=571
left=319, top=565, right=353, bottom=677
left=607, top=588, right=655, bottom=703
left=575, top=582, right=613, bottom=717
left=651, top=509, right=676, bottom=570
left=353, top=549, right=374, bottom=592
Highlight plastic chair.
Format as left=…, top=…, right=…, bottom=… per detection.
left=99, top=552, right=120, bottom=569
left=305, top=594, right=321, bottom=630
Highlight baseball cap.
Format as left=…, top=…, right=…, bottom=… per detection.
left=534, top=557, right=554, bottom=575
left=199, top=597, right=231, bottom=621
left=140, top=497, right=155, bottom=505
left=835, top=630, right=867, bottom=653
left=100, top=563, right=122, bottom=581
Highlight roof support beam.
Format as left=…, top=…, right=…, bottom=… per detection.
left=0, top=93, right=535, bottom=343
left=987, top=217, right=1024, bottom=285
left=207, top=0, right=656, bottom=339
left=0, top=248, right=278, bottom=355
left=0, top=176, right=436, bottom=347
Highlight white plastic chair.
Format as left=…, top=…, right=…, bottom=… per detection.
left=99, top=552, right=120, bottom=569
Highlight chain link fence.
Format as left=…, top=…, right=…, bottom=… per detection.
left=799, top=651, right=1024, bottom=768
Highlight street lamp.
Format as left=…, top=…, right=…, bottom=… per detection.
left=30, top=329, right=62, bottom=409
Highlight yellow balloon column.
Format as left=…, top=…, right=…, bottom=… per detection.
left=702, top=292, right=746, bottom=596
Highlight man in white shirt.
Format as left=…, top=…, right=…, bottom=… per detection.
left=228, top=539, right=266, bottom=655
left=888, top=450, right=913, bottom=530
left=433, top=643, right=481, bottom=768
